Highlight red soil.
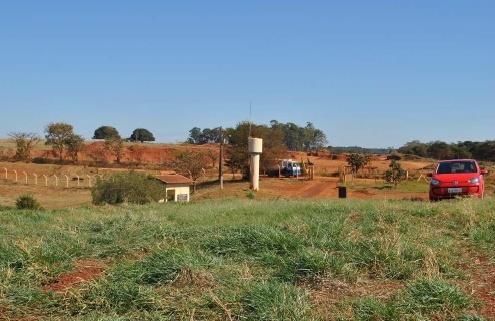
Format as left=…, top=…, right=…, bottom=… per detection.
left=463, top=254, right=495, bottom=318
left=43, top=259, right=106, bottom=293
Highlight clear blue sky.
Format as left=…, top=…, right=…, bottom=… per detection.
left=1, top=1, right=494, bottom=147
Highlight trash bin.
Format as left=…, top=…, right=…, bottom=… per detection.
left=338, top=186, right=347, bottom=199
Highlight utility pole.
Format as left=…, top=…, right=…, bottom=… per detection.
left=219, top=127, right=224, bottom=189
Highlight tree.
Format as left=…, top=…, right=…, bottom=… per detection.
left=8, top=132, right=40, bottom=161
left=187, top=127, right=203, bottom=144
left=187, top=127, right=223, bottom=144
left=398, top=140, right=428, bottom=157
left=346, top=153, right=371, bottom=174
left=65, top=134, right=85, bottom=163
left=427, top=141, right=454, bottom=160
left=188, top=121, right=328, bottom=152
left=172, top=152, right=209, bottom=191
left=93, top=126, right=120, bottom=140
left=129, top=128, right=155, bottom=143
left=226, top=122, right=285, bottom=178
left=385, top=160, right=407, bottom=186
left=105, top=137, right=125, bottom=164
left=224, top=150, right=244, bottom=179
left=303, top=122, right=327, bottom=152
left=206, top=149, right=218, bottom=168
left=45, top=122, right=75, bottom=161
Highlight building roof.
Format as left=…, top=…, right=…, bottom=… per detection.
left=155, top=174, right=193, bottom=185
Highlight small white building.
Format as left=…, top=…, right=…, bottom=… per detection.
left=155, top=174, right=192, bottom=202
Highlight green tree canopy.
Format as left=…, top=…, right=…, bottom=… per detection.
left=346, top=153, right=371, bottom=174
left=129, top=128, right=155, bottom=143
left=93, top=126, right=120, bottom=140
left=188, top=121, right=327, bottom=152
left=65, top=134, right=85, bottom=163
left=45, top=122, right=75, bottom=161
left=226, top=122, right=285, bottom=177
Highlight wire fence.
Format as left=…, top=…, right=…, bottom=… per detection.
left=1, top=167, right=104, bottom=188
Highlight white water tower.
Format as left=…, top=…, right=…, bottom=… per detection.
left=248, top=137, right=263, bottom=191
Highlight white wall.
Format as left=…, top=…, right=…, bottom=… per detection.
left=165, top=186, right=190, bottom=202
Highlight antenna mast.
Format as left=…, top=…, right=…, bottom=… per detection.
left=249, top=101, right=252, bottom=137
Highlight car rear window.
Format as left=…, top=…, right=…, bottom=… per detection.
left=437, top=161, right=477, bottom=174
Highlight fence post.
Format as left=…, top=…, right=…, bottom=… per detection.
left=3, top=168, right=6, bottom=179
left=13, top=170, right=18, bottom=182
left=43, top=175, right=48, bottom=187
left=33, top=173, right=38, bottom=185
left=23, top=171, right=28, bottom=184
left=87, top=175, right=92, bottom=187
left=64, top=175, right=69, bottom=188
left=75, top=175, right=80, bottom=187
left=53, top=175, right=58, bottom=187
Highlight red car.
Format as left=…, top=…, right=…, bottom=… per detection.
left=429, top=159, right=488, bottom=201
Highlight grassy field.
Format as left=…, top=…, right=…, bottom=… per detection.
left=1, top=199, right=495, bottom=320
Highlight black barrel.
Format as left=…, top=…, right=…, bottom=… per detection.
left=338, top=186, right=347, bottom=199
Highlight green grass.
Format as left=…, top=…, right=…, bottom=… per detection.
left=1, top=199, right=494, bottom=320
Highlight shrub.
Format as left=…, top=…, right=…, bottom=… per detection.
left=15, top=194, right=42, bottom=210
left=246, top=190, right=256, bottom=199
left=91, top=171, right=164, bottom=205
left=385, top=160, right=407, bottom=186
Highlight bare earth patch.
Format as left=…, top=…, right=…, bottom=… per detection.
left=307, top=278, right=404, bottom=318
left=460, top=252, right=495, bottom=319
left=43, top=259, right=106, bottom=293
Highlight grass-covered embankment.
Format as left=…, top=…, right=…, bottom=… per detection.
left=1, top=199, right=495, bottom=320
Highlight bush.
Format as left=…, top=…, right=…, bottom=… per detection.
left=91, top=171, right=164, bottom=205
left=15, top=194, right=42, bottom=210
left=385, top=160, right=407, bottom=186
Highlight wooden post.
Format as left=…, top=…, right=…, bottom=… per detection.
left=3, top=167, right=7, bottom=179
left=75, top=175, right=80, bottom=187
left=13, top=170, right=18, bottom=182
left=33, top=173, right=38, bottom=185
left=43, top=175, right=48, bottom=187
left=64, top=175, right=69, bottom=188
left=219, top=127, right=224, bottom=190
left=23, top=171, right=28, bottom=184
left=87, top=175, right=92, bottom=187
left=53, top=175, right=58, bottom=187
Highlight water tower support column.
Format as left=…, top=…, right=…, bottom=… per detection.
left=248, top=137, right=263, bottom=191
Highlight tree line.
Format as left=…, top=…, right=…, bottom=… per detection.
left=187, top=121, right=327, bottom=152
left=186, top=121, right=328, bottom=179
left=7, top=124, right=157, bottom=163
left=398, top=140, right=495, bottom=161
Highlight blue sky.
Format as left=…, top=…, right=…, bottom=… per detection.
left=1, top=1, right=494, bottom=147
